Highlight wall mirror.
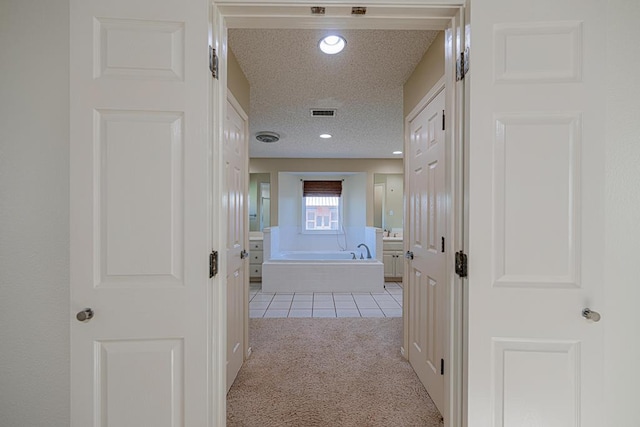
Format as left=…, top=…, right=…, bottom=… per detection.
left=373, top=173, right=403, bottom=233
left=249, top=173, right=271, bottom=231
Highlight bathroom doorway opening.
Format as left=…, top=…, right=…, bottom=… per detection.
left=219, top=5, right=466, bottom=426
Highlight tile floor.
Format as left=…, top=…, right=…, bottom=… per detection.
left=249, top=282, right=403, bottom=318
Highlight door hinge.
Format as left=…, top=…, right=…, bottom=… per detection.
left=442, top=110, right=445, bottom=131
left=456, top=47, right=469, bottom=81
left=440, top=358, right=445, bottom=375
left=455, top=250, right=468, bottom=278
left=441, top=236, right=445, bottom=253
left=209, top=46, right=219, bottom=80
left=209, top=250, right=218, bottom=278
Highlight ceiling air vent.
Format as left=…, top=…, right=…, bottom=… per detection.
left=310, top=109, right=337, bottom=118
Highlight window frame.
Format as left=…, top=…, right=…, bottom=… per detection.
left=300, top=193, right=344, bottom=234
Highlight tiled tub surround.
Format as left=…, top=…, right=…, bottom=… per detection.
left=249, top=282, right=403, bottom=318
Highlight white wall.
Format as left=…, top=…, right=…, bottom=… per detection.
left=1, top=1, right=638, bottom=426
left=277, top=172, right=367, bottom=252
left=0, top=1, right=70, bottom=426
left=604, top=0, right=640, bottom=424
left=344, top=172, right=367, bottom=228
left=250, top=158, right=404, bottom=226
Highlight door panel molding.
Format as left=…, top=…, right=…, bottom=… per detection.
left=468, top=1, right=605, bottom=426
left=70, top=0, right=214, bottom=425
left=406, top=86, right=447, bottom=414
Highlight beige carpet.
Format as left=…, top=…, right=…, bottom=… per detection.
left=227, top=318, right=444, bottom=426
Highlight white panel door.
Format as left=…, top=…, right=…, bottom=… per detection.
left=407, top=89, right=446, bottom=414
left=468, top=0, right=605, bottom=425
left=225, top=97, right=248, bottom=392
left=69, top=0, right=211, bottom=425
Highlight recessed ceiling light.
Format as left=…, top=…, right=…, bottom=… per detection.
left=319, top=134, right=332, bottom=139
left=319, top=35, right=346, bottom=55
left=393, top=151, right=403, bottom=155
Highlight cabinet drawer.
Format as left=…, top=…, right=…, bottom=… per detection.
left=250, top=250, right=263, bottom=264
left=249, top=241, right=263, bottom=251
left=249, top=265, right=262, bottom=278
left=383, top=241, right=403, bottom=251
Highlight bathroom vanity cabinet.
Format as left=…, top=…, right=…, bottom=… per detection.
left=249, top=239, right=263, bottom=282
left=383, top=240, right=403, bottom=280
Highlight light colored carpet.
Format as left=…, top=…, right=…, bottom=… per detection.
left=227, top=318, right=444, bottom=426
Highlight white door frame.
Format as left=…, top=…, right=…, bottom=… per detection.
left=209, top=4, right=229, bottom=425
left=209, top=2, right=467, bottom=426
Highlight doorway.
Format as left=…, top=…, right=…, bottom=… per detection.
left=219, top=6, right=466, bottom=426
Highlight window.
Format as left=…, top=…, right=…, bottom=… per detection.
left=302, top=180, right=342, bottom=232
left=305, top=196, right=340, bottom=230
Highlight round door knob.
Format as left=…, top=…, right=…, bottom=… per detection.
left=582, top=308, right=601, bottom=322
left=76, top=308, right=94, bottom=322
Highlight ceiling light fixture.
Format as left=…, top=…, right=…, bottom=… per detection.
left=255, top=131, right=280, bottom=143
left=319, top=35, right=346, bottom=55
left=319, top=134, right=332, bottom=139
left=393, top=151, right=403, bottom=155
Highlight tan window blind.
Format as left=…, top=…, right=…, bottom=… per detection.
left=302, top=180, right=342, bottom=197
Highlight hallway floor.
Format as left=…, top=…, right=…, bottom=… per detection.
left=227, top=316, right=443, bottom=426
left=249, top=281, right=403, bottom=318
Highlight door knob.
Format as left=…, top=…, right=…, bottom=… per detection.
left=405, top=251, right=414, bottom=260
left=240, top=249, right=249, bottom=259
left=582, top=308, right=601, bottom=322
left=76, top=308, right=94, bottom=322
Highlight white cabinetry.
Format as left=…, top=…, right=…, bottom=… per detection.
left=383, top=240, right=403, bottom=280
left=249, top=240, right=263, bottom=281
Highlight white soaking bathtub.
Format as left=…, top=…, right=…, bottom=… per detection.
left=262, top=251, right=384, bottom=293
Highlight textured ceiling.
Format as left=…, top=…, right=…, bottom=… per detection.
left=228, top=29, right=438, bottom=159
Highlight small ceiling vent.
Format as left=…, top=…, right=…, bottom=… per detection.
left=255, top=131, right=280, bottom=143
left=310, top=109, right=337, bottom=118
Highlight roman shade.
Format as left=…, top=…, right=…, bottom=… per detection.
left=302, top=180, right=342, bottom=197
